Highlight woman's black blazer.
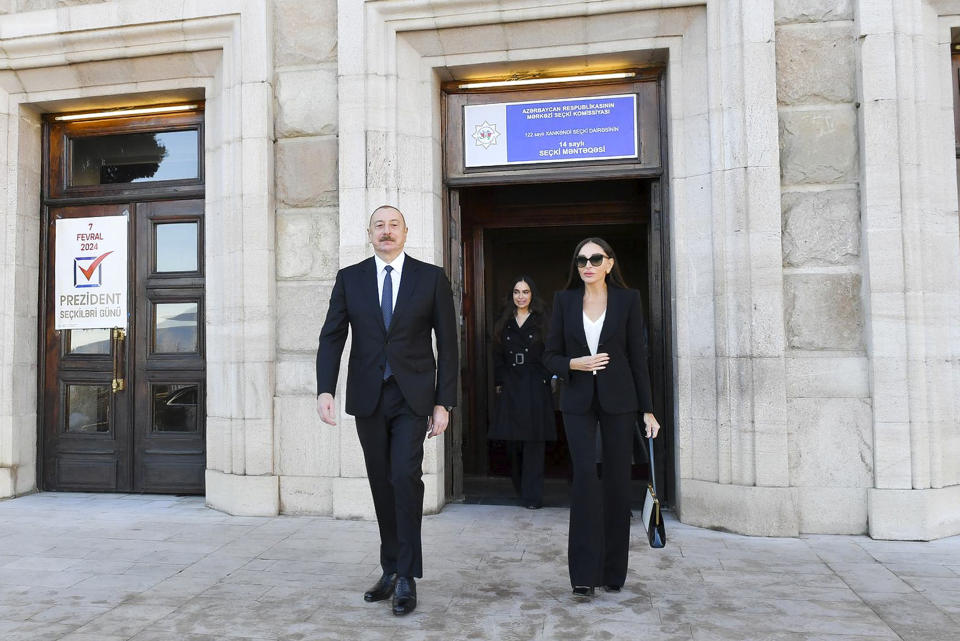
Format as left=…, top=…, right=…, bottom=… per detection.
left=544, top=285, right=654, bottom=415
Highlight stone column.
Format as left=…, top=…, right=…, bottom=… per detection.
left=0, top=94, right=11, bottom=498
left=204, top=0, right=281, bottom=517
left=775, top=1, right=873, bottom=534
left=0, top=100, right=42, bottom=499
left=856, top=0, right=960, bottom=540
left=677, top=0, right=797, bottom=536
left=272, top=0, right=342, bottom=515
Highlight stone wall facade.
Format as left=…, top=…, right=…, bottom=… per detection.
left=0, top=0, right=957, bottom=541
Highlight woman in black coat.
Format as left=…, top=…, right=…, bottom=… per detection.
left=544, top=237, right=661, bottom=598
left=489, top=276, right=556, bottom=509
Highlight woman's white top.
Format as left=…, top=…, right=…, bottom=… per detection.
left=583, top=310, right=606, bottom=375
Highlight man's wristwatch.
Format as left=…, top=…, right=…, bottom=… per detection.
left=443, top=405, right=453, bottom=413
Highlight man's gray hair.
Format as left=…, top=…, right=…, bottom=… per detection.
left=368, top=205, right=406, bottom=228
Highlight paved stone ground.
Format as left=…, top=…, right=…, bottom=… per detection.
left=0, top=494, right=958, bottom=640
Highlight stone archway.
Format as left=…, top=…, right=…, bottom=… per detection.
left=0, top=1, right=279, bottom=516
left=339, top=0, right=795, bottom=534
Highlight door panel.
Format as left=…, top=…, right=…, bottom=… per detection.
left=134, top=200, right=206, bottom=493
left=43, top=204, right=133, bottom=492
left=41, top=200, right=206, bottom=494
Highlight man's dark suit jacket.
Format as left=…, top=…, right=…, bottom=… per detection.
left=543, top=285, right=654, bottom=415
left=316, top=254, right=458, bottom=418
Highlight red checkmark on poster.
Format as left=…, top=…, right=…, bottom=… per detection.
left=77, top=251, right=114, bottom=281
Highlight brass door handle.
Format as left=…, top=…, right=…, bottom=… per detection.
left=111, top=327, right=126, bottom=392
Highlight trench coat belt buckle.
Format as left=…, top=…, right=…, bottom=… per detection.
left=514, top=353, right=525, bottom=365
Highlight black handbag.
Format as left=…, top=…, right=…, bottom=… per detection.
left=640, top=434, right=666, bottom=548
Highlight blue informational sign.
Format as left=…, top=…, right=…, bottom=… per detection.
left=463, top=94, right=638, bottom=168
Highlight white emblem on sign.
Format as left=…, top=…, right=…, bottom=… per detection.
left=471, top=121, right=501, bottom=149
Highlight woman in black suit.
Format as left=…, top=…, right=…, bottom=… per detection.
left=544, top=237, right=661, bottom=597
left=488, top=276, right=556, bottom=509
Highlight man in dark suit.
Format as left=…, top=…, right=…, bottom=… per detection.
left=316, top=205, right=457, bottom=616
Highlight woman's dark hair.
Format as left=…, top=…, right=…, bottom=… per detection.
left=493, top=276, right=547, bottom=343
left=563, top=237, right=629, bottom=290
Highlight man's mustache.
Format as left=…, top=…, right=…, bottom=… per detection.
left=378, top=235, right=395, bottom=241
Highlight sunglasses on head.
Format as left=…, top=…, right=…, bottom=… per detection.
left=576, top=253, right=608, bottom=268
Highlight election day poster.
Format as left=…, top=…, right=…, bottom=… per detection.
left=54, top=215, right=128, bottom=330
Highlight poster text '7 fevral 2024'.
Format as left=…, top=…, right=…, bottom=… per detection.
left=54, top=214, right=128, bottom=330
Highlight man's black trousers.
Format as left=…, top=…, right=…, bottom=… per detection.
left=355, top=377, right=429, bottom=578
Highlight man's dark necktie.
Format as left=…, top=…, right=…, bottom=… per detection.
left=382, top=265, right=393, bottom=379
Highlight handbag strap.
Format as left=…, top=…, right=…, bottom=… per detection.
left=647, top=434, right=658, bottom=496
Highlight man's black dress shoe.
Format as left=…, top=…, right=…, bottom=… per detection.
left=572, top=586, right=595, bottom=598
left=363, top=572, right=397, bottom=602
left=392, top=577, right=417, bottom=615
left=603, top=585, right=622, bottom=593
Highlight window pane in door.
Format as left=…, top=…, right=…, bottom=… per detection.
left=67, top=328, right=111, bottom=355
left=153, top=384, right=199, bottom=432
left=155, top=222, right=198, bottom=272
left=154, top=302, right=198, bottom=353
left=65, top=385, right=110, bottom=433
left=70, top=130, right=199, bottom=186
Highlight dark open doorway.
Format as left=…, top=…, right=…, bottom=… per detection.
left=456, top=178, right=673, bottom=507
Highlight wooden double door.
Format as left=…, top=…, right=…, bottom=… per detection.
left=41, top=200, right=206, bottom=493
